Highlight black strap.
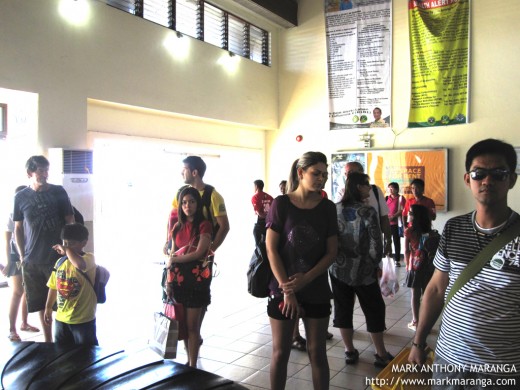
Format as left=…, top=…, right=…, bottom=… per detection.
left=371, top=185, right=381, bottom=215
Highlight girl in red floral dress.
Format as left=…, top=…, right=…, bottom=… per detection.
left=166, top=186, right=212, bottom=367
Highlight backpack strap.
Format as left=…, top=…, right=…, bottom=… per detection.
left=55, top=256, right=68, bottom=270
left=371, top=185, right=381, bottom=216
left=201, top=185, right=214, bottom=221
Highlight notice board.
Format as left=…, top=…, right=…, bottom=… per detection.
left=331, top=149, right=448, bottom=212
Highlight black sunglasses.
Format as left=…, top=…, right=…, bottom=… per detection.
left=468, top=168, right=510, bottom=182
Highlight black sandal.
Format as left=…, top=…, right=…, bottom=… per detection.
left=291, top=335, right=306, bottom=351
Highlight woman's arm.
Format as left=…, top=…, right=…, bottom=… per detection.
left=404, top=235, right=411, bottom=270
left=169, top=233, right=211, bottom=265
left=283, top=234, right=338, bottom=292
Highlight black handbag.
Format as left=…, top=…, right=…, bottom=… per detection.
left=247, top=239, right=272, bottom=298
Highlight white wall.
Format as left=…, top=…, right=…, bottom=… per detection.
left=0, top=0, right=280, bottom=151
left=271, top=0, right=520, bottom=230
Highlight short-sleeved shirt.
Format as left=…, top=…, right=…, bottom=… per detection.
left=402, top=196, right=436, bottom=222
left=47, top=253, right=97, bottom=324
left=266, top=195, right=338, bottom=304
left=335, top=185, right=389, bottom=218
left=330, top=202, right=383, bottom=286
left=433, top=211, right=520, bottom=373
left=386, top=195, right=406, bottom=226
left=13, top=185, right=73, bottom=264
left=172, top=186, right=227, bottom=228
left=169, top=220, right=213, bottom=288
left=251, top=191, right=274, bottom=220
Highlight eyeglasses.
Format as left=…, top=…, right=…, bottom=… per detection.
left=468, top=168, right=510, bottom=182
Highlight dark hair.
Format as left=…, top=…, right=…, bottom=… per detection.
left=410, top=178, right=425, bottom=188
left=173, top=186, right=207, bottom=241
left=183, top=156, right=207, bottom=178
left=465, top=138, right=517, bottom=173
left=373, top=107, right=382, bottom=113
left=254, top=180, right=264, bottom=190
left=409, top=204, right=431, bottom=234
left=61, top=223, right=89, bottom=241
left=342, top=172, right=370, bottom=205
left=287, top=152, right=328, bottom=193
left=26, top=155, right=49, bottom=172
left=388, top=182, right=399, bottom=192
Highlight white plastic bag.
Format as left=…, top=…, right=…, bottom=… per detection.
left=380, top=256, right=399, bottom=297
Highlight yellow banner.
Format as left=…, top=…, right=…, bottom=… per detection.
left=408, top=0, right=470, bottom=127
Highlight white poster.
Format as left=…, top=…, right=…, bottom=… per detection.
left=326, top=0, right=392, bottom=130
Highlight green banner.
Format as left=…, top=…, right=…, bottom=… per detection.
left=408, top=0, right=470, bottom=127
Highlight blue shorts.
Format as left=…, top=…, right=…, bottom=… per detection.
left=54, top=318, right=98, bottom=346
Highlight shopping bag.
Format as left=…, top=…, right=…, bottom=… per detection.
left=164, top=301, right=188, bottom=340
left=371, top=347, right=434, bottom=390
left=380, top=256, right=399, bottom=297
left=149, top=312, right=179, bottom=359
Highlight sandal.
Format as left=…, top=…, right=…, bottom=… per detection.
left=8, top=332, right=21, bottom=342
left=291, top=335, right=306, bottom=351
left=20, top=324, right=40, bottom=332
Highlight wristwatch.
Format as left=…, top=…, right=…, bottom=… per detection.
left=411, top=341, right=428, bottom=350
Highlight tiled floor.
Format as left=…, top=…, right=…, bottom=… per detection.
left=0, top=258, right=439, bottom=390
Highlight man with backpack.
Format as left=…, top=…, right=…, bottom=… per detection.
left=168, top=156, right=230, bottom=253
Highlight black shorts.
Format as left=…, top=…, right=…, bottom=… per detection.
left=22, top=262, right=54, bottom=313
left=267, top=295, right=331, bottom=320
left=330, top=275, right=386, bottom=333
left=171, top=285, right=211, bottom=309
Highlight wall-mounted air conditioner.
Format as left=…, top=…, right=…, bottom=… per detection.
left=48, top=148, right=94, bottom=222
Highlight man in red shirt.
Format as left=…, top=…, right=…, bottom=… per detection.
left=403, top=178, right=436, bottom=226
left=251, top=180, right=274, bottom=245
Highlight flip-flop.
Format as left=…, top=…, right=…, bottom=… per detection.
left=8, top=332, right=21, bottom=342
left=20, top=325, right=40, bottom=332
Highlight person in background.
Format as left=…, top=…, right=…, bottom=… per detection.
left=2, top=185, right=40, bottom=342
left=166, top=187, right=213, bottom=367
left=251, top=180, right=273, bottom=245
left=14, top=155, right=75, bottom=342
left=386, top=182, right=406, bottom=267
left=266, top=152, right=338, bottom=390
left=402, top=178, right=436, bottom=226
left=409, top=139, right=520, bottom=388
left=335, top=162, right=392, bottom=256
left=279, top=180, right=287, bottom=196
left=166, top=156, right=229, bottom=345
left=44, top=223, right=97, bottom=345
left=403, top=204, right=439, bottom=332
left=330, top=172, right=394, bottom=368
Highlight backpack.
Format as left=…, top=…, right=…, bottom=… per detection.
left=411, top=230, right=440, bottom=271
left=176, top=184, right=220, bottom=239
left=56, top=256, right=110, bottom=304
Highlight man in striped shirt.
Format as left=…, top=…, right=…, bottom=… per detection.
left=409, top=139, right=520, bottom=388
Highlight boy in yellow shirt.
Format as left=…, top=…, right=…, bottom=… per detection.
left=44, top=223, right=98, bottom=345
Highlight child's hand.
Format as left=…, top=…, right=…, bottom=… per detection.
left=52, top=244, right=66, bottom=255
left=44, top=309, right=53, bottom=325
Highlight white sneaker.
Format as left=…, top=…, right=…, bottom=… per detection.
left=407, top=321, right=417, bottom=332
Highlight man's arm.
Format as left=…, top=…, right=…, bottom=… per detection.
left=14, top=221, right=25, bottom=264
left=65, top=214, right=75, bottom=224
left=211, top=215, right=229, bottom=252
left=408, top=269, right=449, bottom=364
